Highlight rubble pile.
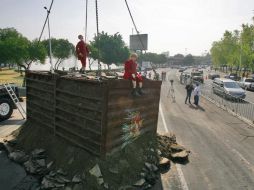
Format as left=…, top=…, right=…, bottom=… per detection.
left=157, top=134, right=190, bottom=163
left=1, top=124, right=190, bottom=190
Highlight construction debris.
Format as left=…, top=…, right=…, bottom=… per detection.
left=8, top=150, right=28, bottom=164
left=3, top=126, right=190, bottom=189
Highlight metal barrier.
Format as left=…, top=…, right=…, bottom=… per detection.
left=200, top=82, right=254, bottom=124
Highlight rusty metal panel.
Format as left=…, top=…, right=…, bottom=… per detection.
left=25, top=72, right=162, bottom=156
left=26, top=72, right=56, bottom=130
left=105, top=79, right=162, bottom=153
left=54, top=77, right=106, bottom=155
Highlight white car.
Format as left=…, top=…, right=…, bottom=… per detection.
left=238, top=78, right=254, bottom=91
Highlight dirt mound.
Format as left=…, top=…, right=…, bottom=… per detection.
left=2, top=121, right=190, bottom=189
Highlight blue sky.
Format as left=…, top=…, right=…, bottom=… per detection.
left=0, top=0, right=254, bottom=55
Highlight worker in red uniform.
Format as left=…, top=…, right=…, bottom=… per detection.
left=123, top=53, right=144, bottom=97
left=76, top=35, right=89, bottom=73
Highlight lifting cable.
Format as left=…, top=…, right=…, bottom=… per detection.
left=38, top=0, right=55, bottom=43
left=124, top=0, right=158, bottom=76
left=124, top=0, right=145, bottom=50
left=85, top=0, right=88, bottom=42
left=95, top=0, right=101, bottom=75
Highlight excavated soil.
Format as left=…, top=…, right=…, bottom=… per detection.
left=7, top=120, right=187, bottom=190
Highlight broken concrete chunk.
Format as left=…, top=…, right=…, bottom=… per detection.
left=49, top=171, right=57, bottom=177
left=170, top=144, right=186, bottom=152
left=145, top=162, right=158, bottom=172
left=171, top=150, right=190, bottom=159
left=9, top=150, right=28, bottom=163
left=47, top=161, right=54, bottom=169
left=36, top=159, right=46, bottom=167
left=55, top=175, right=71, bottom=183
left=32, top=148, right=45, bottom=155
left=57, top=168, right=68, bottom=176
left=41, top=177, right=55, bottom=189
left=109, top=166, right=119, bottom=174
left=104, top=182, right=109, bottom=189
left=140, top=172, right=146, bottom=178
left=159, top=157, right=170, bottom=167
left=97, top=177, right=104, bottom=185
left=89, top=164, right=102, bottom=178
left=133, top=178, right=146, bottom=187
left=24, top=160, right=37, bottom=174
left=72, top=174, right=82, bottom=183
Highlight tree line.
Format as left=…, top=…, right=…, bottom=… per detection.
left=1, top=27, right=210, bottom=72
left=210, top=18, right=254, bottom=74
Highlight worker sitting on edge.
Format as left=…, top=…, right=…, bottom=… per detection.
left=76, top=34, right=89, bottom=73
left=123, top=53, right=144, bottom=97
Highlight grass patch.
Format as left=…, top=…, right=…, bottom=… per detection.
left=0, top=68, right=24, bottom=86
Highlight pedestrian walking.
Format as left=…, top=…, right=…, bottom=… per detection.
left=185, top=82, right=194, bottom=104
left=193, top=83, right=201, bottom=106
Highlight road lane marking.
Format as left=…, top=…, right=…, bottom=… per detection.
left=159, top=104, right=190, bottom=190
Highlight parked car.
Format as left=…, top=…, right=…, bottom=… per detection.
left=191, top=71, right=204, bottom=83
left=208, top=73, right=220, bottom=80
left=178, top=67, right=186, bottom=72
left=0, top=84, right=19, bottom=122
left=212, top=78, right=246, bottom=99
left=224, top=73, right=241, bottom=81
left=238, top=78, right=254, bottom=91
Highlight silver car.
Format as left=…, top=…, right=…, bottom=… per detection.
left=238, top=78, right=254, bottom=91
left=212, top=78, right=246, bottom=99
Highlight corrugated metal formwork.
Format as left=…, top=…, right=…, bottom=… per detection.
left=25, top=71, right=162, bottom=156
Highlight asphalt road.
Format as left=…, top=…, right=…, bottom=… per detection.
left=158, top=69, right=254, bottom=190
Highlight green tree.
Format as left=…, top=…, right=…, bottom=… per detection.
left=240, top=24, right=254, bottom=72
left=90, top=32, right=130, bottom=68
left=0, top=28, right=47, bottom=70
left=42, top=38, right=74, bottom=70
left=87, top=44, right=99, bottom=70
left=140, top=53, right=167, bottom=64
left=183, top=54, right=194, bottom=65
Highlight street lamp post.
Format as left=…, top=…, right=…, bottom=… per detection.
left=44, top=6, right=53, bottom=73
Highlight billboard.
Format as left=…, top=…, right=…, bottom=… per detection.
left=129, top=34, right=148, bottom=51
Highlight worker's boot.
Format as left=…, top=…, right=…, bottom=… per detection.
left=137, top=88, right=144, bottom=96
left=131, top=88, right=140, bottom=97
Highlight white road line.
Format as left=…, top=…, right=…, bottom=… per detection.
left=159, top=104, right=190, bottom=190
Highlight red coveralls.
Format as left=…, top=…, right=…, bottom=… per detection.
left=123, top=59, right=143, bottom=82
left=76, top=40, right=89, bottom=67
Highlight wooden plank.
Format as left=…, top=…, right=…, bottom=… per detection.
left=56, top=88, right=102, bottom=101
left=55, top=105, right=101, bottom=124
left=26, top=78, right=54, bottom=86
left=55, top=114, right=102, bottom=136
